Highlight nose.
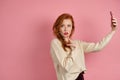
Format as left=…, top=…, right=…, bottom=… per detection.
left=64, top=26, right=67, bottom=31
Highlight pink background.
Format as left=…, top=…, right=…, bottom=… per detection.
left=0, top=0, right=120, bottom=80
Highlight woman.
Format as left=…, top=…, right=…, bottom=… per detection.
left=50, top=12, right=117, bottom=80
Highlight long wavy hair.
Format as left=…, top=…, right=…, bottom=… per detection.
left=53, top=13, right=75, bottom=51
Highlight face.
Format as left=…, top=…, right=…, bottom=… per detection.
left=59, top=19, right=72, bottom=38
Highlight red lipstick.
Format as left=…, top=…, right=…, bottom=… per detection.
left=64, top=32, right=68, bottom=35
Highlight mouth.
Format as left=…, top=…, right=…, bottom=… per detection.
left=64, top=32, right=68, bottom=35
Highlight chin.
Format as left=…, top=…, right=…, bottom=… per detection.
left=63, top=36, right=69, bottom=38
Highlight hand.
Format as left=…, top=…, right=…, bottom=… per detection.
left=110, top=11, right=117, bottom=31
left=66, top=39, right=76, bottom=49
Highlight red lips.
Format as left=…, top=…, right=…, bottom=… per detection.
left=64, top=32, right=68, bottom=35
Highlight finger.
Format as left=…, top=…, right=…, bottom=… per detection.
left=67, top=43, right=76, bottom=48
left=112, top=21, right=117, bottom=25
left=112, top=18, right=117, bottom=23
left=112, top=22, right=117, bottom=25
left=112, top=24, right=117, bottom=27
left=67, top=44, right=73, bottom=46
left=112, top=21, right=117, bottom=27
left=66, top=43, right=72, bottom=46
left=112, top=19, right=117, bottom=22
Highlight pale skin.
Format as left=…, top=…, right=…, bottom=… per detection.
left=59, top=11, right=117, bottom=48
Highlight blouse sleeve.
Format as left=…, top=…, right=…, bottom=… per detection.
left=50, top=39, right=75, bottom=72
left=80, top=31, right=115, bottom=53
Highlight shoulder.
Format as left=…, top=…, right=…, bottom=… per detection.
left=51, top=38, right=58, bottom=43
left=51, top=38, right=61, bottom=45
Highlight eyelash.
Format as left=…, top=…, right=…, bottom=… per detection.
left=61, top=25, right=71, bottom=27
left=68, top=25, right=71, bottom=27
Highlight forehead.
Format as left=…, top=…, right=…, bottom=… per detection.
left=62, top=19, right=72, bottom=24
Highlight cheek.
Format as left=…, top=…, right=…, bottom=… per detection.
left=59, top=28, right=64, bottom=33
left=69, top=27, right=72, bottom=32
left=59, top=28, right=64, bottom=35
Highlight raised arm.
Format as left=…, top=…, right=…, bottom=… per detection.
left=81, top=11, right=117, bottom=53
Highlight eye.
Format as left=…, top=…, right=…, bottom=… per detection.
left=61, top=24, right=64, bottom=27
left=67, top=24, right=72, bottom=27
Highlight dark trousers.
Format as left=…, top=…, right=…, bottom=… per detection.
left=75, top=72, right=84, bottom=80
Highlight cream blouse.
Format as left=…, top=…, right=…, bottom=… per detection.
left=50, top=31, right=115, bottom=80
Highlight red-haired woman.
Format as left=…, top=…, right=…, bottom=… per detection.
left=50, top=12, right=117, bottom=80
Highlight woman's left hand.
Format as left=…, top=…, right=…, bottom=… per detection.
left=66, top=39, right=76, bottom=49
left=110, top=11, right=117, bottom=31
